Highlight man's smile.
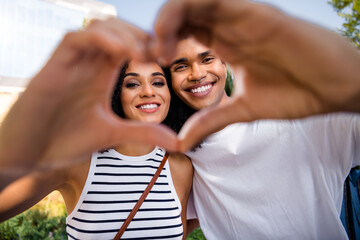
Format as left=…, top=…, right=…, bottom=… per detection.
left=185, top=81, right=216, bottom=97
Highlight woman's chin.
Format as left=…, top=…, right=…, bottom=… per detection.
left=138, top=117, right=163, bottom=124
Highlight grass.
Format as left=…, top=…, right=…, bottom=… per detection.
left=0, top=191, right=205, bottom=239
left=0, top=192, right=66, bottom=240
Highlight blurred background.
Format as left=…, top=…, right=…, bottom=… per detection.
left=0, top=0, right=349, bottom=123
left=0, top=0, right=358, bottom=239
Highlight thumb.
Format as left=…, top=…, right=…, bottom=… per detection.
left=111, top=120, right=180, bottom=152
left=178, top=100, right=252, bottom=152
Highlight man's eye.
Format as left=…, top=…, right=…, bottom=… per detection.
left=174, top=64, right=187, bottom=72
left=202, top=57, right=214, bottom=63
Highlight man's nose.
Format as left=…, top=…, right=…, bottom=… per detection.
left=187, top=63, right=206, bottom=82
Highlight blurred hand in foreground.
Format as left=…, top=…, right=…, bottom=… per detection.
left=0, top=18, right=178, bottom=189
left=154, top=0, right=360, bottom=151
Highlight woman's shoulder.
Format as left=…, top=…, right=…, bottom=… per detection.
left=168, top=152, right=193, bottom=176
left=168, top=152, right=193, bottom=200
left=169, top=152, right=191, bottom=164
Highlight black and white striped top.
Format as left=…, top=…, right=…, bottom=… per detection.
left=66, top=147, right=183, bottom=240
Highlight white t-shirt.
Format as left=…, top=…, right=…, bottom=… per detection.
left=187, top=113, right=360, bottom=240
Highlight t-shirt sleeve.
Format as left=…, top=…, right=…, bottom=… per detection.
left=352, top=114, right=360, bottom=168
left=186, top=189, right=198, bottom=219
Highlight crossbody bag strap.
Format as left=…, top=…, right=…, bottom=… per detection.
left=113, top=152, right=170, bottom=240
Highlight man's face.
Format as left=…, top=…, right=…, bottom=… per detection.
left=170, top=38, right=228, bottom=110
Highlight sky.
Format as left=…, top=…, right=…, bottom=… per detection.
left=98, top=0, right=344, bottom=32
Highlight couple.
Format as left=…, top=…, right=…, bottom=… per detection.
left=0, top=39, right=213, bottom=239
left=1, top=0, right=360, bottom=239
left=0, top=58, right=194, bottom=238
left=66, top=60, right=193, bottom=238
left=1, top=39, right=198, bottom=239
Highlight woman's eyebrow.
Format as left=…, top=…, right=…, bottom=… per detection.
left=152, top=72, right=165, bottom=77
left=124, top=72, right=139, bottom=78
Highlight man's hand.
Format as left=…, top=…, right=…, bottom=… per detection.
left=154, top=0, right=360, bottom=151
left=0, top=18, right=178, bottom=189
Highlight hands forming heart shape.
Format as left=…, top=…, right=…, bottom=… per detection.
left=1, top=0, right=359, bottom=183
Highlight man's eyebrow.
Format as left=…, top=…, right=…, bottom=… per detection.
left=124, top=72, right=139, bottom=78
left=151, top=72, right=165, bottom=77
left=171, top=58, right=187, bottom=66
left=198, top=50, right=211, bottom=58
left=171, top=51, right=212, bottom=66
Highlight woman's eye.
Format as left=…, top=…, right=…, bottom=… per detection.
left=124, top=82, right=138, bottom=88
left=153, top=81, right=165, bottom=87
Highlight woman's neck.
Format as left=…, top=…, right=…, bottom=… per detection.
left=114, top=143, right=156, bottom=157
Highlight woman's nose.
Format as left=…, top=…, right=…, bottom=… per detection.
left=140, top=84, right=155, bottom=97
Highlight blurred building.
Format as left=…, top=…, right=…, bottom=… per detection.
left=0, top=0, right=116, bottom=122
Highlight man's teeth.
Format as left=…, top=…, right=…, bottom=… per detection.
left=190, top=84, right=212, bottom=93
left=139, top=104, right=158, bottom=109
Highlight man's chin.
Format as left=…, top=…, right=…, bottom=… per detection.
left=186, top=100, right=213, bottom=111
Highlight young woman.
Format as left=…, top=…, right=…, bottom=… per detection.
left=0, top=60, right=193, bottom=240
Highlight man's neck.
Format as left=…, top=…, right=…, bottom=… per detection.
left=218, top=93, right=231, bottom=106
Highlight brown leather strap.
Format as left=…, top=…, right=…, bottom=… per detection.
left=113, top=152, right=170, bottom=240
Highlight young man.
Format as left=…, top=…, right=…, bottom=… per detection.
left=169, top=37, right=360, bottom=239
left=155, top=0, right=360, bottom=150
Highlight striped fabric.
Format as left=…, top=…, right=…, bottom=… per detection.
left=66, top=147, right=183, bottom=240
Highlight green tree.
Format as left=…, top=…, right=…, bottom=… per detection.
left=329, top=0, right=360, bottom=49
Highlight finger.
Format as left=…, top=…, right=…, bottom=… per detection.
left=26, top=31, right=123, bottom=93
left=109, top=120, right=180, bottom=152
left=154, top=0, right=185, bottom=64
left=155, top=0, right=224, bottom=64
left=55, top=31, right=125, bottom=66
left=178, top=100, right=251, bottom=152
left=56, top=18, right=149, bottom=67
left=77, top=51, right=122, bottom=97
left=92, top=18, right=152, bottom=62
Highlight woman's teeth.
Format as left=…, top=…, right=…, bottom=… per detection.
left=138, top=104, right=158, bottom=109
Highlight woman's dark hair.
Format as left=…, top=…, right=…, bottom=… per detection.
left=162, top=67, right=195, bottom=133
left=111, top=62, right=195, bottom=133
left=111, top=62, right=129, bottom=119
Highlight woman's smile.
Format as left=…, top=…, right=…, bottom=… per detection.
left=136, top=102, right=161, bottom=113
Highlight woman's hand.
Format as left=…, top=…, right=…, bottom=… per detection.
left=0, top=18, right=178, bottom=189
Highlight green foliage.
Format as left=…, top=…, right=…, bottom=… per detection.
left=0, top=208, right=205, bottom=240
left=225, top=64, right=234, bottom=96
left=0, top=220, right=18, bottom=240
left=0, top=205, right=67, bottom=240
left=78, top=18, right=91, bottom=31
left=329, top=0, right=360, bottom=49
left=187, top=227, right=206, bottom=240
left=0, top=191, right=205, bottom=239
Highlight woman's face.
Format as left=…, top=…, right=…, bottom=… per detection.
left=120, top=61, right=170, bottom=123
